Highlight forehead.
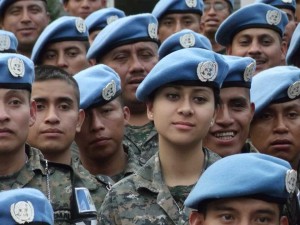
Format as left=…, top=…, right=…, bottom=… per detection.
left=220, top=87, right=250, bottom=99
left=161, top=13, right=201, bottom=20
left=264, top=98, right=300, bottom=111
left=107, top=41, right=158, bottom=54
left=45, top=41, right=87, bottom=52
left=7, top=0, right=46, bottom=9
left=233, top=28, right=281, bottom=40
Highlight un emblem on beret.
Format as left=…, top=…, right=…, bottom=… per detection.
left=148, top=23, right=158, bottom=39
left=107, top=15, right=119, bottom=25
left=197, top=61, right=218, bottom=82
left=0, top=35, right=10, bottom=51
left=8, top=57, right=25, bottom=78
left=10, top=201, right=34, bottom=224
left=287, top=81, right=300, bottom=99
left=75, top=17, right=86, bottom=33
left=282, top=0, right=292, bottom=3
left=180, top=33, right=196, bottom=48
left=186, top=0, right=197, bottom=8
left=285, top=169, right=297, bottom=194
left=243, top=62, right=256, bottom=82
left=266, top=10, right=282, bottom=25
left=102, top=80, right=117, bottom=101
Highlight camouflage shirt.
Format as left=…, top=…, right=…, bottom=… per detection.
left=99, top=148, right=221, bottom=225
left=0, top=145, right=105, bottom=225
left=124, top=122, right=158, bottom=165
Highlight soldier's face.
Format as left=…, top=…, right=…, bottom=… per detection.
left=281, top=8, right=297, bottom=48
left=75, top=99, right=130, bottom=164
left=63, top=0, right=102, bottom=19
left=250, top=99, right=300, bottom=170
left=189, top=198, right=287, bottom=225
left=0, top=89, right=36, bottom=154
left=227, top=28, right=287, bottom=75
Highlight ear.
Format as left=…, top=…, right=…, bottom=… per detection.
left=146, top=101, right=154, bottom=121
left=123, top=106, right=130, bottom=126
left=75, top=109, right=85, bottom=133
left=189, top=211, right=205, bottom=225
left=226, top=44, right=232, bottom=55
left=63, top=2, right=70, bottom=13
left=279, top=216, right=289, bottom=225
left=280, top=40, right=288, bottom=63
left=29, top=100, right=37, bottom=127
left=250, top=102, right=255, bottom=121
left=89, top=59, right=96, bottom=66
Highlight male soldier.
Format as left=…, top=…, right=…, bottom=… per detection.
left=256, top=0, right=297, bottom=48
left=85, top=7, right=125, bottom=44
left=185, top=153, right=296, bottom=225
left=0, top=0, right=50, bottom=57
left=74, top=64, right=141, bottom=189
left=249, top=66, right=300, bottom=225
left=215, top=3, right=288, bottom=75
left=62, top=0, right=103, bottom=19
left=286, top=24, right=300, bottom=67
left=87, top=13, right=159, bottom=164
left=204, top=55, right=256, bottom=157
left=0, top=188, right=54, bottom=225
left=201, top=0, right=233, bottom=54
left=0, top=30, right=18, bottom=53
left=152, top=0, right=203, bottom=43
left=0, top=53, right=100, bottom=224
left=27, top=65, right=85, bottom=165
left=31, top=16, right=90, bottom=76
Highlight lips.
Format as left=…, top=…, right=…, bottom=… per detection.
left=128, top=77, right=144, bottom=85
left=271, top=139, right=292, bottom=146
left=90, top=137, right=111, bottom=146
left=213, top=131, right=236, bottom=140
left=41, top=128, right=63, bottom=134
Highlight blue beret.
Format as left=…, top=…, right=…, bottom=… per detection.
left=158, top=29, right=212, bottom=59
left=250, top=66, right=300, bottom=116
left=0, top=0, right=47, bottom=14
left=221, top=55, right=256, bottom=88
left=85, top=7, right=125, bottom=33
left=0, top=188, right=54, bottom=225
left=31, top=16, right=88, bottom=64
left=136, top=48, right=229, bottom=102
left=255, top=0, right=296, bottom=12
left=286, top=24, right=300, bottom=66
left=0, top=53, right=34, bottom=92
left=74, top=64, right=121, bottom=109
left=0, top=30, right=18, bottom=53
left=87, top=13, right=159, bottom=60
left=185, top=153, right=297, bottom=209
left=152, top=0, right=204, bottom=20
left=216, top=3, right=288, bottom=46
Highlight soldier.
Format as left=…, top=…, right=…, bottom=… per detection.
left=204, top=55, right=256, bottom=157
left=0, top=53, right=100, bottom=224
left=0, top=0, right=49, bottom=57
left=62, top=0, right=103, bottom=19
left=0, top=188, right=54, bottom=225
left=256, top=0, right=297, bottom=48
left=87, top=14, right=160, bottom=164
left=0, top=30, right=18, bottom=53
left=201, top=0, right=234, bottom=54
left=286, top=24, right=300, bottom=68
left=185, top=153, right=296, bottom=225
left=74, top=65, right=141, bottom=192
left=99, top=48, right=228, bottom=225
left=152, top=0, right=203, bottom=43
left=158, top=29, right=212, bottom=59
left=249, top=65, right=300, bottom=225
left=215, top=3, right=288, bottom=74
left=31, top=16, right=90, bottom=76
left=85, top=7, right=125, bottom=44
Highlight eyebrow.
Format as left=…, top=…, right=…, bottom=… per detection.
left=34, top=97, right=75, bottom=104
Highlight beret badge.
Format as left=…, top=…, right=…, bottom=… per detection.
left=0, top=35, right=10, bottom=51
left=197, top=61, right=218, bottom=82
left=180, top=33, right=196, bottom=48
left=287, top=81, right=300, bottom=99
left=285, top=169, right=297, bottom=194
left=10, top=201, right=34, bottom=224
left=107, top=15, right=119, bottom=25
left=75, top=17, right=87, bottom=33
left=8, top=57, right=25, bottom=78
left=102, top=80, right=117, bottom=101
left=244, top=61, right=256, bottom=82
left=186, top=0, right=197, bottom=7
left=148, top=23, right=158, bottom=39
left=282, top=0, right=293, bottom=3
left=266, top=10, right=282, bottom=25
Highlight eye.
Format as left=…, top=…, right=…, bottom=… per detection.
left=58, top=103, right=71, bottom=111
left=8, top=98, right=22, bottom=106
left=258, top=112, right=273, bottom=120
left=44, top=51, right=56, bottom=60
left=287, top=111, right=299, bottom=119
left=166, top=93, right=179, bottom=101
left=220, top=214, right=234, bottom=222
left=194, top=96, right=208, bottom=104
left=255, top=216, right=271, bottom=224
left=36, top=102, right=46, bottom=111
left=66, top=49, right=80, bottom=58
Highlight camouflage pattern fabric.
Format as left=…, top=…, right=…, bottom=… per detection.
left=99, top=148, right=221, bottom=225
left=124, top=122, right=158, bottom=165
left=0, top=145, right=105, bottom=225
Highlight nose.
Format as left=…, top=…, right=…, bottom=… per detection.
left=20, top=9, right=31, bottom=23
left=129, top=54, right=145, bottom=74
left=247, top=41, right=262, bottom=56
left=177, top=97, right=194, bottom=116
left=45, top=106, right=60, bottom=124
left=90, top=109, right=105, bottom=132
left=215, top=105, right=234, bottom=127
left=273, top=115, right=289, bottom=134
left=174, top=21, right=183, bottom=33
left=0, top=102, right=10, bottom=123
left=56, top=53, right=68, bottom=69
left=81, top=0, right=90, bottom=8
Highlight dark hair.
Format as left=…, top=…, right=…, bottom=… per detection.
left=34, top=65, right=80, bottom=107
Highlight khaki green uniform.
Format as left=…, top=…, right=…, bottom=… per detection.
left=99, top=148, right=220, bottom=225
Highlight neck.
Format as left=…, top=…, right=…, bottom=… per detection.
left=128, top=113, right=150, bottom=126
left=159, top=138, right=205, bottom=187
left=80, top=145, right=127, bottom=177
left=210, top=38, right=226, bottom=53
left=43, top=150, right=72, bottom=165
left=18, top=46, right=32, bottom=58
left=0, top=148, right=27, bottom=176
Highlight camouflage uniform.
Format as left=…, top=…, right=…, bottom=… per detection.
left=0, top=144, right=105, bottom=225
left=124, top=122, right=158, bottom=165
left=99, top=148, right=220, bottom=225
left=242, top=140, right=259, bottom=153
